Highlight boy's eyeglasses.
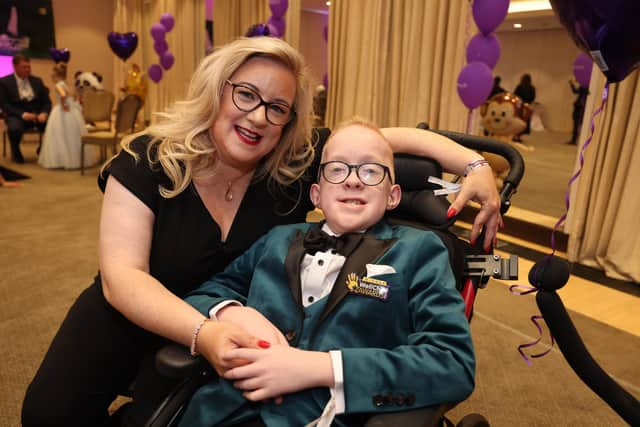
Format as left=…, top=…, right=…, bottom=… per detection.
left=225, top=80, right=295, bottom=126
left=319, top=161, right=392, bottom=186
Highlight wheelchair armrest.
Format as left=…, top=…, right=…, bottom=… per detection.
left=155, top=343, right=210, bottom=379
left=430, top=129, right=525, bottom=215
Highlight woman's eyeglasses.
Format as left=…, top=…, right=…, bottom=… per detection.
left=319, top=161, right=391, bottom=186
left=225, top=80, right=295, bottom=126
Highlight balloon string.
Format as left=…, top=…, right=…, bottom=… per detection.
left=549, top=82, right=610, bottom=254
left=466, top=109, right=472, bottom=134
left=517, top=315, right=555, bottom=366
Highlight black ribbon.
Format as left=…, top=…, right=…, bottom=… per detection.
left=303, top=227, right=363, bottom=257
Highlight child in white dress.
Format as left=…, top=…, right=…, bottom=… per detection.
left=39, top=63, right=96, bottom=169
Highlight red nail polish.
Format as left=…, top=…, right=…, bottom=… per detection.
left=470, top=238, right=476, bottom=246
left=258, top=340, right=271, bottom=349
left=447, top=208, right=457, bottom=219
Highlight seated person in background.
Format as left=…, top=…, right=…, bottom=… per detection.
left=0, top=53, right=51, bottom=163
left=183, top=118, right=475, bottom=427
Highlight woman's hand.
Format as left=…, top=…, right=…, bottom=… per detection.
left=217, top=305, right=289, bottom=346
left=222, top=346, right=333, bottom=401
left=448, top=164, right=502, bottom=251
left=196, top=320, right=263, bottom=376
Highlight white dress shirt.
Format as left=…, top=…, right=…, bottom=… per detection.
left=14, top=74, right=34, bottom=101
left=210, top=223, right=357, bottom=418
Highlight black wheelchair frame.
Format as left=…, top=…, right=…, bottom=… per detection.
left=128, top=129, right=526, bottom=427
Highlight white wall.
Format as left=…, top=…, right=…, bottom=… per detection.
left=494, top=28, right=583, bottom=132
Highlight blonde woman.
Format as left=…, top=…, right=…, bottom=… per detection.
left=23, top=37, right=499, bottom=426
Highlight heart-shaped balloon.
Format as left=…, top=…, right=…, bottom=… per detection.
left=550, top=0, right=640, bottom=82
left=49, top=48, right=70, bottom=63
left=107, top=31, right=138, bottom=62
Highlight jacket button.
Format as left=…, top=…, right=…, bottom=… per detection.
left=285, top=330, right=296, bottom=341
left=372, top=394, right=384, bottom=407
left=406, top=394, right=416, bottom=406
left=393, top=393, right=406, bottom=406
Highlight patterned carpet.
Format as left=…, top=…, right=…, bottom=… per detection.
left=1, top=143, right=637, bottom=427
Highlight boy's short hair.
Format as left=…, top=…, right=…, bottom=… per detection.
left=322, top=117, right=395, bottom=180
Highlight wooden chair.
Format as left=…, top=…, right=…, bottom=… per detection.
left=82, top=88, right=115, bottom=133
left=1, top=112, right=43, bottom=158
left=80, top=94, right=142, bottom=175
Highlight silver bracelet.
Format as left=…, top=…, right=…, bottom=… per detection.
left=190, top=317, right=210, bottom=356
left=464, top=159, right=489, bottom=177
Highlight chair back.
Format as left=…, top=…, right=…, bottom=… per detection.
left=114, top=95, right=142, bottom=135
left=83, top=88, right=115, bottom=125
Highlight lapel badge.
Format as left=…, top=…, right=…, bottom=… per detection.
left=346, top=273, right=389, bottom=301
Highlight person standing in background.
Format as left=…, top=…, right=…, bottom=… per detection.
left=567, top=79, right=588, bottom=145
left=513, top=73, right=536, bottom=142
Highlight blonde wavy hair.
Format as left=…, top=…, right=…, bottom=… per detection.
left=116, top=37, right=314, bottom=198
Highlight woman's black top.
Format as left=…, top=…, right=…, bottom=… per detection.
left=96, top=129, right=328, bottom=297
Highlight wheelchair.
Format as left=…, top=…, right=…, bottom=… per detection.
left=121, top=128, right=525, bottom=427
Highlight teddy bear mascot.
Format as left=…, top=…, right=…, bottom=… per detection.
left=480, top=92, right=533, bottom=189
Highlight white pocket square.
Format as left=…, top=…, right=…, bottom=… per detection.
left=366, top=264, right=396, bottom=277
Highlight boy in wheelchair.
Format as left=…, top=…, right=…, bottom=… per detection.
left=180, top=119, right=475, bottom=427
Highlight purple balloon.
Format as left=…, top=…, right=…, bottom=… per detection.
left=154, top=39, right=169, bottom=55
left=150, top=23, right=166, bottom=41
left=267, top=16, right=285, bottom=38
left=466, top=33, right=501, bottom=69
left=573, top=53, right=593, bottom=87
left=457, top=62, right=493, bottom=109
left=245, top=23, right=271, bottom=37
left=107, top=32, right=138, bottom=61
left=148, top=64, right=163, bottom=83
left=160, top=13, right=175, bottom=32
left=550, top=0, right=640, bottom=82
left=472, top=0, right=510, bottom=35
left=269, top=0, right=288, bottom=18
left=160, top=51, right=175, bottom=70
left=49, top=47, right=70, bottom=63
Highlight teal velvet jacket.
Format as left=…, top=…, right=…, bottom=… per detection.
left=181, top=221, right=475, bottom=427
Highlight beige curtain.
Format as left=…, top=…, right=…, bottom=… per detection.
left=565, top=67, right=640, bottom=282
left=213, top=0, right=270, bottom=47
left=326, top=0, right=468, bottom=130
left=283, top=0, right=301, bottom=50
left=114, top=0, right=206, bottom=122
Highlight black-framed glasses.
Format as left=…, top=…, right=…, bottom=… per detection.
left=319, top=161, right=392, bottom=186
left=225, top=80, right=295, bottom=126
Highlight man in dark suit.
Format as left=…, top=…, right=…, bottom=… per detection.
left=179, top=120, right=474, bottom=427
left=0, top=53, right=51, bottom=163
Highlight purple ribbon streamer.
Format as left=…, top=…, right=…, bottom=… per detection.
left=518, top=315, right=555, bottom=366
left=549, top=82, right=610, bottom=253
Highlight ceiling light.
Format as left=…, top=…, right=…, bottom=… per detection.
left=326, top=1, right=331, bottom=6
left=513, top=23, right=523, bottom=29
left=508, top=0, right=552, bottom=13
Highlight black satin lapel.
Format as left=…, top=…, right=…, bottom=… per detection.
left=319, top=234, right=397, bottom=323
left=285, top=230, right=306, bottom=307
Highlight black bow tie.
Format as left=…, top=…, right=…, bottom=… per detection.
left=303, top=227, right=363, bottom=257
